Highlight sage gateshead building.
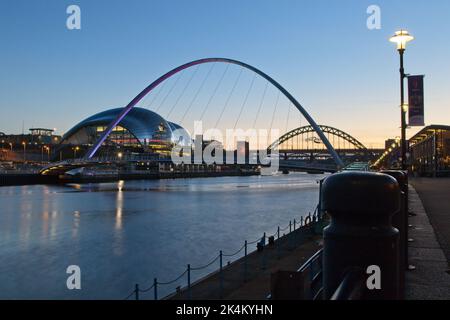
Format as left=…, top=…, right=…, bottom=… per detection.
left=57, top=107, right=191, bottom=159
left=409, top=125, right=450, bottom=177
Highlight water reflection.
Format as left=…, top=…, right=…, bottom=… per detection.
left=0, top=173, right=325, bottom=299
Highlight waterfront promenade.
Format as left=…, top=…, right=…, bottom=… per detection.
left=410, top=178, right=450, bottom=263
left=406, top=179, right=450, bottom=300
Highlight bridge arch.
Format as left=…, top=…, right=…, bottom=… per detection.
left=85, top=58, right=344, bottom=168
left=268, top=125, right=368, bottom=152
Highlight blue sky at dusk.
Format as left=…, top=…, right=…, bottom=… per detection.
left=1, top=0, right=450, bottom=147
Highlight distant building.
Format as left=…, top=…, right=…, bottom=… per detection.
left=0, top=128, right=62, bottom=162
left=409, top=125, right=450, bottom=177
left=1, top=128, right=61, bottom=146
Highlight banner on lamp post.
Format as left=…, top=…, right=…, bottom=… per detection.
left=407, top=75, right=425, bottom=126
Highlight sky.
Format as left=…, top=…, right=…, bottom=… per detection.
left=1, top=0, right=450, bottom=148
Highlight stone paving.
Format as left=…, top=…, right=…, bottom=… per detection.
left=405, top=183, right=450, bottom=300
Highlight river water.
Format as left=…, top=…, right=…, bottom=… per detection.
left=0, top=172, right=325, bottom=299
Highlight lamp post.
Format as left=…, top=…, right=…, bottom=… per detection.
left=389, top=30, right=414, bottom=170
left=73, top=146, right=80, bottom=159
left=43, top=146, right=50, bottom=162
left=22, top=141, right=26, bottom=162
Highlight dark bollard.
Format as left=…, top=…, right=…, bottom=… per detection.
left=380, top=170, right=407, bottom=299
left=321, top=171, right=401, bottom=300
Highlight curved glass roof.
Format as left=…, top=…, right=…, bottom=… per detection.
left=61, top=107, right=189, bottom=146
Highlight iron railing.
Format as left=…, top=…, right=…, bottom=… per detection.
left=124, top=206, right=324, bottom=300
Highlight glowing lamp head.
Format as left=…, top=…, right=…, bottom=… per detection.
left=390, top=30, right=414, bottom=50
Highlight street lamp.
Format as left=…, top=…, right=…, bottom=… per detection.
left=21, top=141, right=26, bottom=162
left=42, top=146, right=50, bottom=162
left=73, top=146, right=80, bottom=158
left=389, top=29, right=414, bottom=170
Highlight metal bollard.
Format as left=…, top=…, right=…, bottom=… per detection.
left=219, top=250, right=223, bottom=298
left=135, top=283, right=139, bottom=300
left=321, top=171, right=401, bottom=300
left=380, top=170, right=407, bottom=299
left=187, top=264, right=191, bottom=300
left=153, top=278, right=158, bottom=300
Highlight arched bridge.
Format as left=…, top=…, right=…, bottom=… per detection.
left=85, top=57, right=344, bottom=169
left=269, top=125, right=377, bottom=172
left=40, top=58, right=371, bottom=175
left=269, top=125, right=368, bottom=152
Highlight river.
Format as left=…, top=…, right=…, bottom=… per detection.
left=0, top=172, right=325, bottom=299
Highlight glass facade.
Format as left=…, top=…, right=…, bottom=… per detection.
left=59, top=107, right=190, bottom=158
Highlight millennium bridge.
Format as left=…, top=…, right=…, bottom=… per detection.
left=39, top=58, right=383, bottom=176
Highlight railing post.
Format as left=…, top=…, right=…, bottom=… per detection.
left=187, top=264, right=191, bottom=300
left=219, top=250, right=223, bottom=298
left=294, top=219, right=296, bottom=231
left=262, top=233, right=266, bottom=270
left=318, top=178, right=323, bottom=215
left=322, top=171, right=401, bottom=300
left=135, top=283, right=139, bottom=300
left=277, top=226, right=280, bottom=239
left=244, top=241, right=248, bottom=282
left=153, top=278, right=158, bottom=300
left=289, top=220, right=292, bottom=233
left=380, top=170, right=409, bottom=298
left=300, top=216, right=304, bottom=227
left=402, top=172, right=415, bottom=271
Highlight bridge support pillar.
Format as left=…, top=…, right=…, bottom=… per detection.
left=321, top=171, right=401, bottom=300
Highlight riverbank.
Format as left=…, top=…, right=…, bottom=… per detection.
left=159, top=219, right=324, bottom=300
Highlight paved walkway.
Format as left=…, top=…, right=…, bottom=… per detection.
left=406, top=181, right=450, bottom=300
left=410, top=178, right=450, bottom=263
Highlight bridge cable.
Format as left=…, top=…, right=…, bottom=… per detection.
left=268, top=91, right=281, bottom=146
left=214, top=67, right=243, bottom=129
left=199, top=64, right=229, bottom=121
left=233, top=72, right=256, bottom=130
left=141, top=77, right=168, bottom=110
left=155, top=71, right=183, bottom=113
left=179, top=63, right=216, bottom=126
left=165, top=65, right=199, bottom=120
left=284, top=106, right=291, bottom=139
left=252, top=80, right=269, bottom=129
